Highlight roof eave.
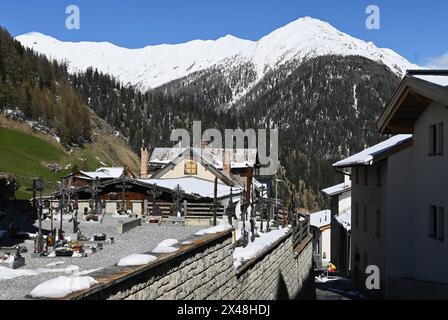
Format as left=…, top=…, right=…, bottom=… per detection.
left=378, top=76, right=448, bottom=134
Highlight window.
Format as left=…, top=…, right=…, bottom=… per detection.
left=363, top=205, right=368, bottom=232
left=376, top=210, right=381, bottom=237
left=438, top=207, right=445, bottom=241
left=364, top=167, right=368, bottom=185
left=429, top=123, right=444, bottom=156
left=355, top=202, right=359, bottom=226
left=429, top=205, right=437, bottom=237
left=429, top=124, right=437, bottom=155
left=429, top=205, right=444, bottom=241
left=437, top=122, right=444, bottom=155
left=184, top=159, right=197, bottom=175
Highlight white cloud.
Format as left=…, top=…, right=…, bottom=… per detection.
left=426, top=53, right=448, bottom=69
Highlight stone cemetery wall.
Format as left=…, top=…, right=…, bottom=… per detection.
left=66, top=229, right=313, bottom=300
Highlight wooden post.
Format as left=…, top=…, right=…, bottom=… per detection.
left=183, top=200, right=188, bottom=218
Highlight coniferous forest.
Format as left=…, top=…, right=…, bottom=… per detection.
left=0, top=28, right=91, bottom=145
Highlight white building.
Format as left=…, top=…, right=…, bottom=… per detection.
left=322, top=177, right=351, bottom=276
left=334, top=70, right=448, bottom=299
left=310, top=209, right=331, bottom=268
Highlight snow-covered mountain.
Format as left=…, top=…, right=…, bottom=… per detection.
left=16, top=17, right=418, bottom=91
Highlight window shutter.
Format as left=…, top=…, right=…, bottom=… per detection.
left=437, top=207, right=445, bottom=240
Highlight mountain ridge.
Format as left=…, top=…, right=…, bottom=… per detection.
left=16, top=16, right=419, bottom=92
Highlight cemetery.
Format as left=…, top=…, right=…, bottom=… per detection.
left=0, top=159, right=312, bottom=300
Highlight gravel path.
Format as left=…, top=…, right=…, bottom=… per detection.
left=0, top=215, right=202, bottom=300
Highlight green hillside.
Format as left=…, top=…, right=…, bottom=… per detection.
left=0, top=124, right=139, bottom=199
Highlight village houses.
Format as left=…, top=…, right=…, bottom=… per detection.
left=332, top=70, right=448, bottom=299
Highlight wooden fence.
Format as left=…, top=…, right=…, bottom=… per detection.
left=145, top=201, right=225, bottom=220
left=292, top=215, right=310, bottom=249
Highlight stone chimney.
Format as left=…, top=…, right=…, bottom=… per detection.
left=223, top=149, right=231, bottom=175
left=140, top=147, right=149, bottom=179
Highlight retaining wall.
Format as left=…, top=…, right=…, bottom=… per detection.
left=66, top=229, right=313, bottom=300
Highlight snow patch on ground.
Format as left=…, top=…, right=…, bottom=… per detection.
left=0, top=265, right=82, bottom=281
left=117, top=254, right=157, bottom=267
left=233, top=227, right=290, bottom=269
left=29, top=276, right=98, bottom=298
left=45, top=261, right=65, bottom=267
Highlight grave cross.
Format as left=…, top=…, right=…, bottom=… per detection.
left=239, top=192, right=249, bottom=248
left=225, top=187, right=236, bottom=225
left=26, top=178, right=45, bottom=254
left=172, top=184, right=185, bottom=217
left=87, top=177, right=103, bottom=214
left=115, top=177, right=132, bottom=214
left=146, top=184, right=162, bottom=216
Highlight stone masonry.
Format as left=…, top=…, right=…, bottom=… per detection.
left=66, top=229, right=313, bottom=300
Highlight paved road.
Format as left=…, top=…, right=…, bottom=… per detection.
left=315, top=275, right=365, bottom=300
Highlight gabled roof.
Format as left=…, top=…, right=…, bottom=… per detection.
left=378, top=70, right=448, bottom=134
left=149, top=147, right=258, bottom=187
left=149, top=147, right=187, bottom=164
left=149, top=147, right=258, bottom=169
left=310, top=210, right=331, bottom=229
left=335, top=210, right=351, bottom=231
left=322, top=181, right=351, bottom=196
left=333, top=134, right=413, bottom=168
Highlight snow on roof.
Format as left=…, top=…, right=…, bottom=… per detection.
left=322, top=181, right=351, bottom=196
left=149, top=147, right=258, bottom=168
left=80, top=167, right=124, bottom=179
left=138, top=177, right=242, bottom=198
left=150, top=148, right=187, bottom=164
left=335, top=210, right=351, bottom=231
left=199, top=148, right=258, bottom=168
left=333, top=134, right=412, bottom=168
left=413, top=74, right=448, bottom=87
left=310, top=210, right=331, bottom=228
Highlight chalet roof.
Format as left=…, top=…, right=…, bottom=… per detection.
left=378, top=70, right=448, bottom=134
left=80, top=167, right=125, bottom=180
left=139, top=177, right=243, bottom=199
left=310, top=210, right=331, bottom=229
left=149, top=148, right=186, bottom=164
left=333, top=134, right=412, bottom=168
left=321, top=181, right=351, bottom=196
left=150, top=147, right=258, bottom=169
left=335, top=210, right=351, bottom=231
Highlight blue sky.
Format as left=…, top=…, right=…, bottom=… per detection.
left=1, top=0, right=447, bottom=66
